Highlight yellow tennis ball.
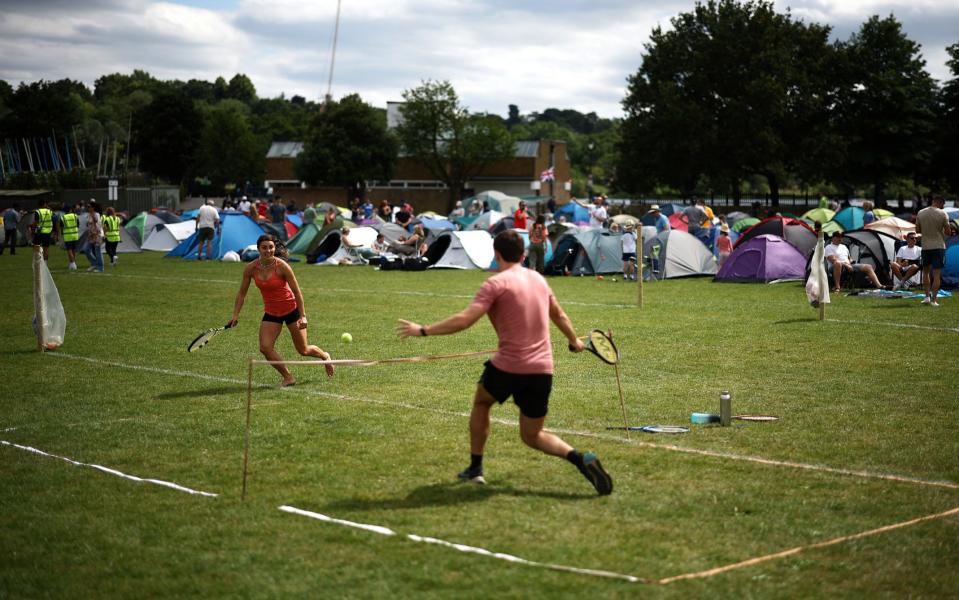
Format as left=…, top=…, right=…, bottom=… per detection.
left=341, top=332, right=353, bottom=343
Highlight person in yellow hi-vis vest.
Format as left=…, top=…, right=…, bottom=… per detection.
left=102, top=206, right=122, bottom=267
left=30, top=198, right=56, bottom=261
left=60, top=203, right=81, bottom=271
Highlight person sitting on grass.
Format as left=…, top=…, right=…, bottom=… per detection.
left=825, top=231, right=885, bottom=292
left=891, top=232, right=921, bottom=290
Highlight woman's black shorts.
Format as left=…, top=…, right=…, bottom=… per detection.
left=262, top=308, right=300, bottom=325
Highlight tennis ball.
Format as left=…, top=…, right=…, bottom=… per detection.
left=341, top=332, right=353, bottom=343
left=611, top=277, right=617, bottom=282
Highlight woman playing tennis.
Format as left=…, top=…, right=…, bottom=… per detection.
left=230, top=234, right=334, bottom=386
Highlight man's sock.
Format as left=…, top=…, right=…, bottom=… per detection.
left=565, top=449, right=584, bottom=468
left=469, top=454, right=483, bottom=471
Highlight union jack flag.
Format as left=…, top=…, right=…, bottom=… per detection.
left=540, top=166, right=555, bottom=182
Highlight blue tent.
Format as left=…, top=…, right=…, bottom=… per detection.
left=832, top=206, right=864, bottom=231
left=942, top=237, right=959, bottom=289
left=419, top=217, right=456, bottom=232
left=640, top=202, right=685, bottom=226
left=287, top=214, right=303, bottom=227
left=166, top=213, right=264, bottom=260
left=554, top=200, right=590, bottom=224
left=489, top=230, right=554, bottom=270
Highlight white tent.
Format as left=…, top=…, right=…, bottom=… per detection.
left=466, top=210, right=506, bottom=232
left=864, top=217, right=916, bottom=240
left=425, top=230, right=494, bottom=269
left=314, top=226, right=379, bottom=265
left=141, top=221, right=199, bottom=252
left=643, top=230, right=718, bottom=279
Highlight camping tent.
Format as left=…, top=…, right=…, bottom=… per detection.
left=801, top=207, right=835, bottom=226
left=809, top=229, right=897, bottom=287
left=546, top=229, right=627, bottom=275
left=731, top=217, right=760, bottom=232
left=833, top=206, right=865, bottom=231
left=152, top=211, right=183, bottom=224
left=725, top=211, right=753, bottom=227
left=864, top=217, right=916, bottom=240
left=286, top=223, right=322, bottom=255
left=424, top=230, right=495, bottom=269
left=642, top=230, right=718, bottom=280
left=371, top=222, right=412, bottom=244
left=166, top=213, right=263, bottom=260
left=942, top=238, right=959, bottom=289
left=141, top=221, right=197, bottom=252
left=76, top=212, right=141, bottom=254
left=465, top=210, right=506, bottom=231
left=307, top=226, right=379, bottom=265
left=553, top=200, right=590, bottom=224
left=462, top=190, right=523, bottom=215
left=610, top=214, right=640, bottom=229
left=125, top=212, right=166, bottom=245
left=715, top=235, right=807, bottom=283
left=734, top=216, right=817, bottom=257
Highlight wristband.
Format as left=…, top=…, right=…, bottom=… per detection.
left=420, top=326, right=428, bottom=337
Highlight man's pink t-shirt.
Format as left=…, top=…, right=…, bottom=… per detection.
left=470, top=265, right=554, bottom=375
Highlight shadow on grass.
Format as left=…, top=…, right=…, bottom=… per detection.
left=154, top=386, right=249, bottom=400
left=322, top=481, right=593, bottom=511
left=772, top=317, right=821, bottom=325
left=0, top=349, right=42, bottom=356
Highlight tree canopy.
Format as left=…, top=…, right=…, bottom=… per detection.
left=395, top=80, right=515, bottom=211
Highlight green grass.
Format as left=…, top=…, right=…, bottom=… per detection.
left=1, top=248, right=958, bottom=598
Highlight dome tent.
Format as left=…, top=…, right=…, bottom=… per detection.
left=715, top=234, right=807, bottom=283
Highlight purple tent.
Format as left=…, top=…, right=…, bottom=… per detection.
left=715, top=234, right=807, bottom=283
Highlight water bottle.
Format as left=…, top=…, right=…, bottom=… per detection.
left=720, top=390, right=731, bottom=426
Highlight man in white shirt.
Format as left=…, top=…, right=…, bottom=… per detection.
left=825, top=231, right=884, bottom=291
left=196, top=200, right=220, bottom=261
left=621, top=225, right=637, bottom=281
left=588, top=196, right=607, bottom=228
left=238, top=196, right=252, bottom=216
left=891, top=232, right=921, bottom=290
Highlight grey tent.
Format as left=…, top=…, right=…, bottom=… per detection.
left=643, top=230, right=717, bottom=280
left=547, top=229, right=625, bottom=275
left=76, top=212, right=141, bottom=254
left=371, top=222, right=411, bottom=244
left=424, top=230, right=494, bottom=269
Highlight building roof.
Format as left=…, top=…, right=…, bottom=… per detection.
left=266, top=142, right=304, bottom=158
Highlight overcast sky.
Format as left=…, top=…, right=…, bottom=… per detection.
left=1, top=0, right=956, bottom=118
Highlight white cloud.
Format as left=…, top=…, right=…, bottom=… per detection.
left=0, top=0, right=954, bottom=118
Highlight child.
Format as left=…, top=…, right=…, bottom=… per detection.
left=717, top=224, right=733, bottom=267
left=621, top=225, right=637, bottom=281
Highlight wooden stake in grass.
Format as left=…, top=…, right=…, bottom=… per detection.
left=608, top=330, right=630, bottom=439
left=242, top=357, right=254, bottom=500
left=32, top=246, right=45, bottom=352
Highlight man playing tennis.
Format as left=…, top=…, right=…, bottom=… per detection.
left=397, top=230, right=613, bottom=495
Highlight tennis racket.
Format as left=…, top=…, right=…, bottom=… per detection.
left=187, top=321, right=235, bottom=353
left=580, top=329, right=619, bottom=364
left=607, top=425, right=690, bottom=434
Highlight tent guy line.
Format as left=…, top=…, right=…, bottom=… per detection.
left=43, top=352, right=959, bottom=491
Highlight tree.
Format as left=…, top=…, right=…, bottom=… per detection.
left=618, top=0, right=835, bottom=201
left=394, top=80, right=515, bottom=211
left=929, top=43, right=959, bottom=193
left=133, top=89, right=202, bottom=185
left=295, top=94, right=397, bottom=195
left=226, top=74, right=257, bottom=105
left=835, top=15, right=937, bottom=203
left=195, top=101, right=266, bottom=190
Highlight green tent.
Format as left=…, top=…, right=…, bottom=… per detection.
left=286, top=223, right=322, bottom=255
left=801, top=207, right=835, bottom=225
left=821, top=220, right=844, bottom=235
left=731, top=217, right=760, bottom=232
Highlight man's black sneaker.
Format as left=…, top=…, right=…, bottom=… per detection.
left=457, top=466, right=486, bottom=485
left=582, top=452, right=613, bottom=495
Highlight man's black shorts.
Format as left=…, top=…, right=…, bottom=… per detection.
left=33, top=232, right=51, bottom=247
left=478, top=360, right=552, bottom=419
left=63, top=240, right=78, bottom=251
left=262, top=308, right=300, bottom=325
left=922, top=248, right=945, bottom=269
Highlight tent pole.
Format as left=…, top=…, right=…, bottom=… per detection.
left=33, top=246, right=45, bottom=352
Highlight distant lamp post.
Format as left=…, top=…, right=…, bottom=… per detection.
left=531, top=180, right=541, bottom=196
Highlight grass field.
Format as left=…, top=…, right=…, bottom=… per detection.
left=2, top=248, right=958, bottom=598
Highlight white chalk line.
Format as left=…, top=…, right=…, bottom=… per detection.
left=45, top=352, right=959, bottom=492
left=658, top=505, right=959, bottom=584
left=0, top=439, right=218, bottom=497
left=92, top=272, right=633, bottom=308
left=278, top=505, right=646, bottom=583
left=826, top=318, right=959, bottom=334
